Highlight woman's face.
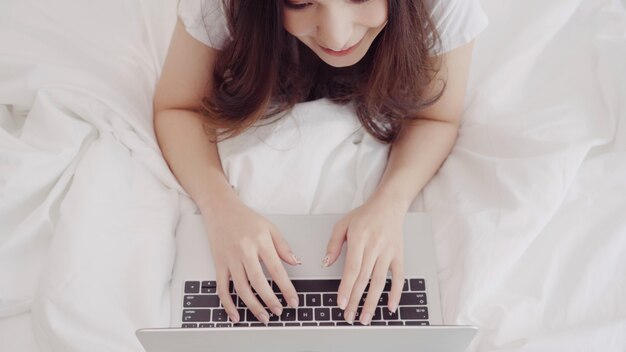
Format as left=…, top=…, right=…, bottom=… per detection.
left=282, top=0, right=389, bottom=68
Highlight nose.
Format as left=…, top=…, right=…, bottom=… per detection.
left=316, top=5, right=354, bottom=51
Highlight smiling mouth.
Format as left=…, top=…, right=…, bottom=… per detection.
left=319, top=38, right=363, bottom=57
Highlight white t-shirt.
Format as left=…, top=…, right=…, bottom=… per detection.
left=177, top=0, right=489, bottom=56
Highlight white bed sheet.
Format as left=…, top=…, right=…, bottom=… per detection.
left=1, top=0, right=625, bottom=351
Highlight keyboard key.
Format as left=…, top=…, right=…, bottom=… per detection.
left=199, top=323, right=214, bottom=328
left=237, top=297, right=247, bottom=308
left=314, top=308, right=331, bottom=321
left=298, top=308, right=314, bottom=321
left=319, top=322, right=335, bottom=326
left=388, top=321, right=404, bottom=326
left=331, top=308, right=344, bottom=321
left=377, top=293, right=388, bottom=306
left=285, top=323, right=301, bottom=327
left=372, top=307, right=382, bottom=321
left=291, top=279, right=341, bottom=293
left=410, top=279, right=426, bottom=291
left=371, top=322, right=386, bottom=326
left=184, top=281, right=200, bottom=294
left=201, top=281, right=216, bottom=293
left=250, top=323, right=264, bottom=327
left=183, top=309, right=211, bottom=322
left=268, top=323, right=283, bottom=327
left=184, top=295, right=220, bottom=308
left=237, top=309, right=245, bottom=320
left=229, top=281, right=235, bottom=293
left=382, top=279, right=392, bottom=292
left=354, top=308, right=362, bottom=321
left=276, top=294, right=288, bottom=307
left=266, top=310, right=280, bottom=322
left=337, top=322, right=352, bottom=326
left=403, top=279, right=409, bottom=292
left=406, top=321, right=429, bottom=326
left=212, top=309, right=229, bottom=322
left=233, top=323, right=249, bottom=327
left=399, top=307, right=428, bottom=320
left=323, top=294, right=337, bottom=306
left=306, top=294, right=322, bottom=307
left=302, top=322, right=318, bottom=326
left=246, top=310, right=258, bottom=322
left=382, top=309, right=399, bottom=320
left=216, top=323, right=231, bottom=328
left=399, top=293, right=427, bottom=306
left=280, top=308, right=297, bottom=321
left=359, top=294, right=367, bottom=306
left=182, top=323, right=197, bottom=328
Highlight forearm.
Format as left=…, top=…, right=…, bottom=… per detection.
left=154, top=109, right=237, bottom=212
left=369, top=119, right=460, bottom=211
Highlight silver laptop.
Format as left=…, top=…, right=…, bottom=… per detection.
left=136, top=212, right=477, bottom=352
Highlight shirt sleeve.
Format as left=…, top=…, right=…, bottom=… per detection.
left=425, top=0, right=490, bottom=56
left=177, top=0, right=230, bottom=50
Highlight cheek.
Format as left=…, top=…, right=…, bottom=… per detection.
left=360, top=0, right=388, bottom=28
left=283, top=13, right=313, bottom=37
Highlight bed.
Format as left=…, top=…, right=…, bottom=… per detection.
left=1, top=0, right=625, bottom=351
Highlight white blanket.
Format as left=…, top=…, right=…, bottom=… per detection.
left=1, top=0, right=625, bottom=351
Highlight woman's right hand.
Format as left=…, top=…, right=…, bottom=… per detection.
left=200, top=195, right=302, bottom=325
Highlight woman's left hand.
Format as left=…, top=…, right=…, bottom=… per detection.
left=322, top=195, right=408, bottom=325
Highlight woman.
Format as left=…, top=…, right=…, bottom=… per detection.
left=154, top=0, right=488, bottom=326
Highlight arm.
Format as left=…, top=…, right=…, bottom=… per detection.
left=154, top=19, right=237, bottom=212
left=155, top=19, right=300, bottom=325
left=370, top=41, right=477, bottom=210
left=325, top=41, right=478, bottom=326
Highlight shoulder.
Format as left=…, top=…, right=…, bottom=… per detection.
left=177, top=0, right=230, bottom=50
left=423, top=0, right=489, bottom=55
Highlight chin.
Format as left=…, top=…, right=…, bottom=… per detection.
left=320, top=58, right=361, bottom=68
left=314, top=50, right=368, bottom=68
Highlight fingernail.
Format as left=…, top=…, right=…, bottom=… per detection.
left=259, top=312, right=270, bottom=326
left=230, top=314, right=240, bottom=324
left=360, top=312, right=372, bottom=325
left=291, top=253, right=303, bottom=265
left=272, top=305, right=283, bottom=316
left=289, top=297, right=299, bottom=308
left=388, top=304, right=397, bottom=314
left=338, top=297, right=347, bottom=310
left=345, top=310, right=355, bottom=324
left=321, top=255, right=330, bottom=268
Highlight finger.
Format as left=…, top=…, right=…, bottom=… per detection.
left=243, top=252, right=283, bottom=317
left=387, top=256, right=405, bottom=313
left=230, top=262, right=270, bottom=325
left=336, top=236, right=365, bottom=311
left=258, top=244, right=300, bottom=309
left=216, top=269, right=239, bottom=323
left=324, top=221, right=348, bottom=267
left=359, top=256, right=391, bottom=325
left=269, top=224, right=302, bottom=266
left=344, top=248, right=378, bottom=324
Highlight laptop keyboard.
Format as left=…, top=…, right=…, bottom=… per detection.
left=181, top=278, right=429, bottom=328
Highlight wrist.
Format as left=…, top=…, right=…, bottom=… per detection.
left=368, top=189, right=414, bottom=214
left=195, top=183, right=241, bottom=215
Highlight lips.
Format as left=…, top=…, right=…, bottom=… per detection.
left=319, top=38, right=362, bottom=57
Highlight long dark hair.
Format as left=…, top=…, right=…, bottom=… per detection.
left=199, top=0, right=445, bottom=144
